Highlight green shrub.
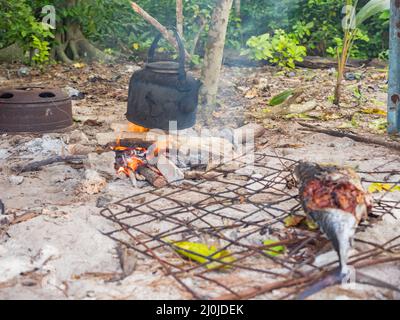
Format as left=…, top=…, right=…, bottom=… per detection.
left=0, top=0, right=53, bottom=64
left=245, top=29, right=307, bottom=69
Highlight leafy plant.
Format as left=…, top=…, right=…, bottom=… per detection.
left=0, top=0, right=392, bottom=65
left=333, top=0, right=389, bottom=105
left=31, top=34, right=51, bottom=64
left=0, top=0, right=54, bottom=64
left=327, top=29, right=370, bottom=59
left=291, top=21, right=315, bottom=42
left=245, top=29, right=307, bottom=69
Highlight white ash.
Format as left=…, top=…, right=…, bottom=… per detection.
left=23, top=135, right=66, bottom=157
left=81, top=169, right=107, bottom=195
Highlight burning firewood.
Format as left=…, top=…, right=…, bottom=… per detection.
left=137, top=166, right=167, bottom=188
left=113, top=143, right=168, bottom=188
left=294, top=162, right=373, bottom=277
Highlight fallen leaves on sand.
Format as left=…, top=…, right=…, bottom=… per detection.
left=168, top=240, right=235, bottom=270
left=368, top=183, right=400, bottom=193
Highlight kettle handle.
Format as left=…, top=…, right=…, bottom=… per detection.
left=147, top=29, right=186, bottom=82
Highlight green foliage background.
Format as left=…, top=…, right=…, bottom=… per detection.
left=0, top=0, right=390, bottom=64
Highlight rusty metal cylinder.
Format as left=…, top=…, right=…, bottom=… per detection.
left=0, top=87, right=73, bottom=133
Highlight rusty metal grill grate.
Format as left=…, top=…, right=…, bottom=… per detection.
left=100, top=152, right=400, bottom=299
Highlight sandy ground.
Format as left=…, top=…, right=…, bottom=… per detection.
left=0, top=62, right=399, bottom=300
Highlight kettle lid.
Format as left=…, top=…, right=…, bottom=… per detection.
left=145, top=61, right=180, bottom=74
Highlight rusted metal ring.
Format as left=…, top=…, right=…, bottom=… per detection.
left=0, top=87, right=73, bottom=133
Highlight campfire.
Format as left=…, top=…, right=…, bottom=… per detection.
left=112, top=123, right=179, bottom=188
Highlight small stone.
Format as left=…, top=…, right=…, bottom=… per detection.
left=64, top=86, right=85, bottom=100
left=68, top=144, right=93, bottom=155
left=125, top=65, right=141, bottom=74
left=17, top=67, right=30, bottom=77
left=66, top=130, right=89, bottom=144
left=117, top=245, right=137, bottom=278
left=256, top=78, right=269, bottom=91
left=9, top=175, right=24, bottom=185
left=0, top=215, right=11, bottom=225
left=0, top=149, right=9, bottom=160
left=328, top=68, right=336, bottom=75
left=96, top=195, right=112, bottom=208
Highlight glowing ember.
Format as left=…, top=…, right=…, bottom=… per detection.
left=113, top=138, right=149, bottom=177
left=126, top=156, right=144, bottom=172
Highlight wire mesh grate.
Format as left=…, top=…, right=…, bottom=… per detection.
left=100, top=152, right=400, bottom=299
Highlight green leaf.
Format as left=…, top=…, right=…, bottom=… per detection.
left=168, top=240, right=235, bottom=270
left=263, top=240, right=285, bottom=257
left=356, top=0, right=390, bottom=26
left=268, top=89, right=294, bottom=106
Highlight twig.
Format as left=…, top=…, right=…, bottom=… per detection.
left=130, top=2, right=191, bottom=61
left=10, top=212, right=41, bottom=225
left=298, top=122, right=400, bottom=152
left=14, top=155, right=87, bottom=173
left=176, top=0, right=184, bottom=37
left=213, top=276, right=315, bottom=300
left=128, top=169, right=138, bottom=188
left=190, top=17, right=207, bottom=57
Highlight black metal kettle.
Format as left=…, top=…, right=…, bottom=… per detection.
left=127, top=31, right=201, bottom=130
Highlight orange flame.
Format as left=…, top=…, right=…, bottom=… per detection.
left=126, top=157, right=144, bottom=172
left=128, top=122, right=149, bottom=133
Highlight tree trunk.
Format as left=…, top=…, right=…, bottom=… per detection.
left=234, top=0, right=241, bottom=17
left=333, top=73, right=343, bottom=106
left=388, top=0, right=400, bottom=134
left=200, top=0, right=233, bottom=115
left=176, top=0, right=184, bottom=37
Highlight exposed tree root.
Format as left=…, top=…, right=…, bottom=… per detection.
left=54, top=23, right=111, bottom=64
left=298, top=122, right=400, bottom=152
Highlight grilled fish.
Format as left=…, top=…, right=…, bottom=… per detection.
left=294, top=162, right=373, bottom=276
